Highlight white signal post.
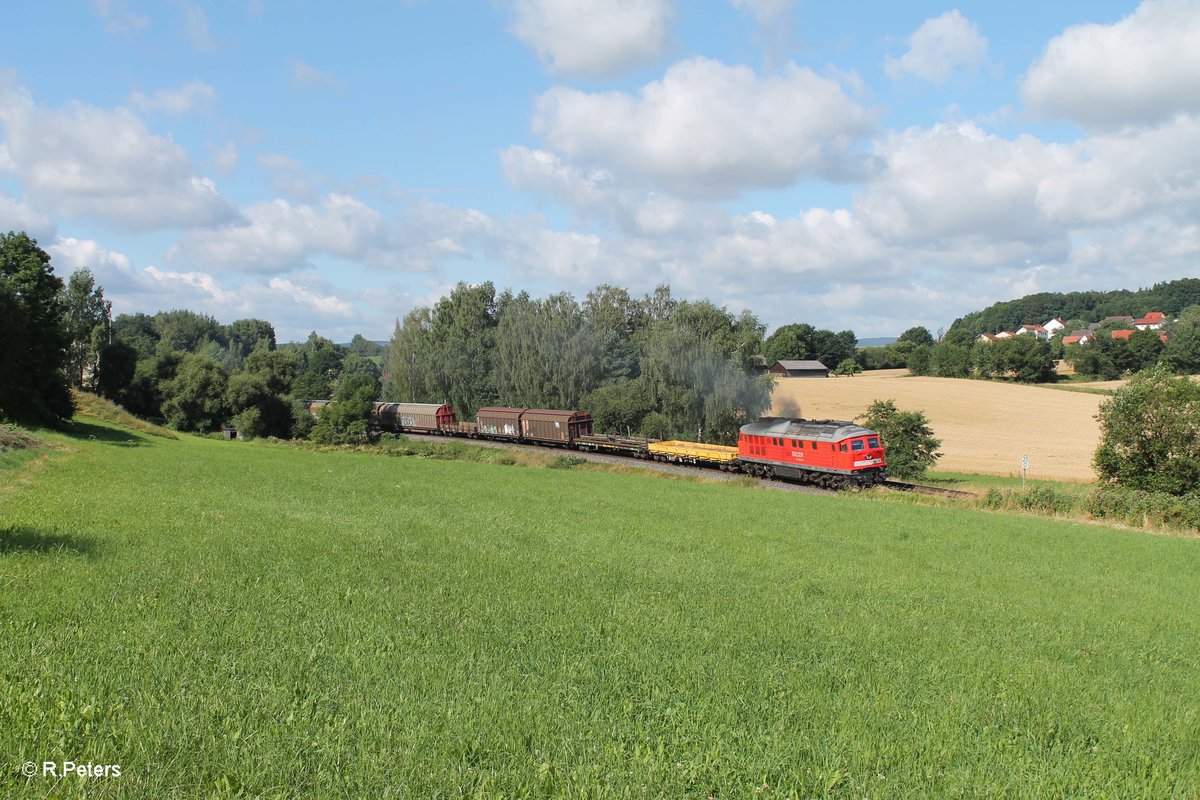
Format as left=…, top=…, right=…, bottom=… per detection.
left=1021, top=454, right=1030, bottom=490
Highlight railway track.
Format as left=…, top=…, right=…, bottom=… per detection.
left=881, top=480, right=977, bottom=500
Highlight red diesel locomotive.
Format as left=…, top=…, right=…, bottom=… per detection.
left=738, top=418, right=888, bottom=489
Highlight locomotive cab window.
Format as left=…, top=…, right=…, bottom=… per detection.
left=868, top=437, right=880, bottom=449
left=851, top=439, right=865, bottom=451
left=839, top=443, right=848, bottom=452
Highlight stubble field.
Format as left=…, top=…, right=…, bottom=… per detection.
left=770, top=370, right=1105, bottom=481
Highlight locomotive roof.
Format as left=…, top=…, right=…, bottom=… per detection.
left=740, top=418, right=877, bottom=440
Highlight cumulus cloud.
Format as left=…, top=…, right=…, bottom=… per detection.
left=509, top=0, right=671, bottom=78
left=884, top=10, right=988, bottom=84
left=532, top=57, right=872, bottom=198
left=1022, top=0, right=1200, bottom=128
left=500, top=145, right=724, bottom=236
left=1035, top=114, right=1200, bottom=225
left=128, top=79, right=217, bottom=115
left=0, top=76, right=236, bottom=231
left=49, top=235, right=361, bottom=338
left=856, top=122, right=1072, bottom=248
left=170, top=193, right=387, bottom=272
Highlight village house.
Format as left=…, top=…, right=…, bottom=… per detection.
left=1015, top=324, right=1051, bottom=341
left=1134, top=312, right=1167, bottom=330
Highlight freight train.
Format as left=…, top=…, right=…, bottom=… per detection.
left=306, top=401, right=888, bottom=489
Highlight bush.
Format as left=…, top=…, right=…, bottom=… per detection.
left=857, top=399, right=942, bottom=480
left=979, top=487, right=1078, bottom=516
left=1085, top=487, right=1200, bottom=531
left=1094, top=366, right=1200, bottom=495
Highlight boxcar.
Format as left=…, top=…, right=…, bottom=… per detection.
left=520, top=409, right=594, bottom=445
left=476, top=407, right=525, bottom=439
left=373, top=402, right=456, bottom=433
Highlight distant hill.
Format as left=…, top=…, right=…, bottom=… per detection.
left=948, top=278, right=1200, bottom=337
left=858, top=337, right=898, bottom=347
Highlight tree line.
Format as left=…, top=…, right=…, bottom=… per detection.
left=384, top=282, right=779, bottom=444
left=11, top=230, right=867, bottom=445
left=947, top=278, right=1200, bottom=338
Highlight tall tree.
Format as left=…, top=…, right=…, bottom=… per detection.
left=426, top=282, right=498, bottom=416
left=0, top=232, right=72, bottom=423
left=62, top=267, right=113, bottom=389
left=639, top=300, right=770, bottom=443
left=385, top=307, right=434, bottom=402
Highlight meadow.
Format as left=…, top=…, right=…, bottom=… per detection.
left=3, top=418, right=1200, bottom=797
left=770, top=371, right=1105, bottom=481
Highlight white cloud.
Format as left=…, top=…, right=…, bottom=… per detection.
left=856, top=122, right=1071, bottom=247
left=509, top=0, right=672, bottom=78
left=1022, top=0, right=1200, bottom=128
left=289, top=59, right=345, bottom=92
left=1035, top=114, right=1200, bottom=225
left=91, top=0, right=149, bottom=34
left=49, top=235, right=359, bottom=335
left=0, top=191, right=56, bottom=241
left=128, top=79, right=217, bottom=115
left=0, top=75, right=237, bottom=231
left=884, top=10, right=988, bottom=84
left=171, top=193, right=387, bottom=272
left=179, top=1, right=216, bottom=51
left=500, top=145, right=724, bottom=236
left=532, top=57, right=872, bottom=198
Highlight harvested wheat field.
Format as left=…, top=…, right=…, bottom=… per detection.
left=770, top=370, right=1103, bottom=480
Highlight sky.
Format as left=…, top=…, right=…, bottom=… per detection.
left=2, top=0, right=1199, bottom=342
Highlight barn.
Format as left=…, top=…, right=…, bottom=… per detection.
left=768, top=359, right=829, bottom=378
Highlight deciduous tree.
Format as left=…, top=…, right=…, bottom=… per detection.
left=858, top=399, right=942, bottom=479
left=0, top=232, right=72, bottom=423
left=1094, top=366, right=1200, bottom=495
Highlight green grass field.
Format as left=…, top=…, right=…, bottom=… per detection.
left=3, top=419, right=1200, bottom=797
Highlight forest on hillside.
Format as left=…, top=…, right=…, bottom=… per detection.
left=947, top=278, right=1200, bottom=336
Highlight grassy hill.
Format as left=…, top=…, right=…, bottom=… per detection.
left=3, top=417, right=1200, bottom=796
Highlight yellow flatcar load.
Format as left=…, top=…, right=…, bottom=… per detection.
left=648, top=440, right=741, bottom=470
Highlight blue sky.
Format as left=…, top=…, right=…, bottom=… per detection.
left=2, top=0, right=1198, bottom=341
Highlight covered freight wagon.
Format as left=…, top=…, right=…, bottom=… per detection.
left=476, top=407, right=525, bottom=439
left=520, top=409, right=593, bottom=445
left=373, top=402, right=456, bottom=433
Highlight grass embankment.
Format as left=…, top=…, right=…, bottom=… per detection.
left=70, top=391, right=177, bottom=440
left=3, top=418, right=1200, bottom=797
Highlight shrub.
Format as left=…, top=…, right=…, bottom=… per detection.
left=857, top=399, right=942, bottom=480
left=1094, top=366, right=1200, bottom=495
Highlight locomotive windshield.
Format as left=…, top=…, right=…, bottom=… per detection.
left=851, top=439, right=865, bottom=451
left=868, top=437, right=879, bottom=448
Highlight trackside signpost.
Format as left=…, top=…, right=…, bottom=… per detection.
left=1021, top=454, right=1030, bottom=490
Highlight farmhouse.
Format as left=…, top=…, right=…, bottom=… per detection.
left=1015, top=324, right=1050, bottom=341
left=1135, top=312, right=1167, bottom=330
left=768, top=360, right=829, bottom=378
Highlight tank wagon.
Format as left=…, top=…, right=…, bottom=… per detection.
left=738, top=418, right=887, bottom=488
